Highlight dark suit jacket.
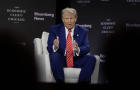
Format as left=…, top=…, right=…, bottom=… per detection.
left=47, top=24, right=90, bottom=57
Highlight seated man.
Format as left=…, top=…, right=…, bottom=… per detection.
left=47, top=7, right=96, bottom=83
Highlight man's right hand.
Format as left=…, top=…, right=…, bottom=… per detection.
left=53, top=36, right=59, bottom=50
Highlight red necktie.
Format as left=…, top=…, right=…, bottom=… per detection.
left=66, top=29, right=73, bottom=67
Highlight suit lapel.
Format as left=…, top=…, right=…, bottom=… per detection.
left=74, top=25, right=79, bottom=44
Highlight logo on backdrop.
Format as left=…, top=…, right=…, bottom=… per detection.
left=76, top=24, right=92, bottom=30
left=76, top=0, right=91, bottom=4
left=6, top=6, right=26, bottom=23
left=126, top=23, right=140, bottom=28
left=34, top=12, right=55, bottom=21
left=126, top=23, right=140, bottom=31
left=72, top=0, right=93, bottom=6
left=100, top=18, right=116, bottom=36
left=126, top=0, right=140, bottom=5
left=126, top=0, right=140, bottom=3
left=100, top=0, right=110, bottom=2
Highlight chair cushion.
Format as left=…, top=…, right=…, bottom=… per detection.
left=64, top=68, right=81, bottom=83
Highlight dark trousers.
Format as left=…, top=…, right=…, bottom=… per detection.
left=49, top=52, right=96, bottom=83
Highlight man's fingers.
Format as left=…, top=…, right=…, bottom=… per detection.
left=73, top=40, right=76, bottom=46
left=73, top=40, right=78, bottom=49
left=54, top=36, right=59, bottom=45
left=73, top=40, right=76, bottom=45
left=73, top=40, right=78, bottom=46
left=56, top=36, right=59, bottom=41
left=54, top=37, right=59, bottom=44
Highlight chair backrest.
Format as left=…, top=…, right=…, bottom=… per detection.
left=41, top=31, right=49, bottom=54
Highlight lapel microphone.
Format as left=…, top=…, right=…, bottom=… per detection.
left=73, top=34, right=79, bottom=38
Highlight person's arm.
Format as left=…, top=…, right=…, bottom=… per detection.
left=47, top=27, right=57, bottom=53
left=53, top=36, right=59, bottom=52
left=73, top=28, right=90, bottom=57
left=78, top=29, right=90, bottom=56
left=47, top=26, right=64, bottom=55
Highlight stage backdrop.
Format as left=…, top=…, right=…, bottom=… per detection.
left=71, top=0, right=140, bottom=59
left=71, top=0, right=140, bottom=83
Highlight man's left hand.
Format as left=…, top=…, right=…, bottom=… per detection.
left=73, top=40, right=79, bottom=53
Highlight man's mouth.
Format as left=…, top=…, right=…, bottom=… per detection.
left=68, top=24, right=71, bottom=26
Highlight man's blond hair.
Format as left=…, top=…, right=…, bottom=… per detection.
left=61, top=7, right=78, bottom=18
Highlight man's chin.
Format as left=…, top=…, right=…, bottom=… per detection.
left=68, top=26, right=73, bottom=29
left=67, top=27, right=71, bottom=29
left=66, top=26, right=73, bottom=29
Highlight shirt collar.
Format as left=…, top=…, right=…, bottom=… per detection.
left=65, top=26, right=75, bottom=32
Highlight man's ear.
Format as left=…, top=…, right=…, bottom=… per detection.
left=75, top=17, right=77, bottom=22
left=62, top=17, right=64, bottom=22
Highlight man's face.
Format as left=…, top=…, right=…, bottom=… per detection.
left=62, top=12, right=77, bottom=30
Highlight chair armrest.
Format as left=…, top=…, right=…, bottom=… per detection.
left=35, top=54, right=56, bottom=83
left=33, top=38, right=43, bottom=55
left=41, top=32, right=49, bottom=54
left=91, top=55, right=100, bottom=84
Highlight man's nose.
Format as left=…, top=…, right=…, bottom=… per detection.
left=67, top=18, right=72, bottom=22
